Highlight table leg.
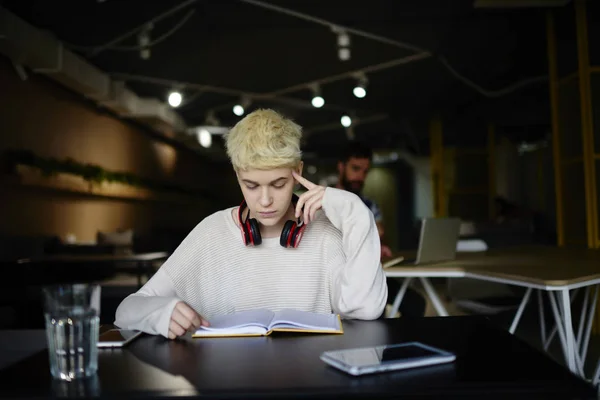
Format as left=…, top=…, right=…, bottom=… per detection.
left=387, top=278, right=412, bottom=318
left=544, top=289, right=579, bottom=351
left=538, top=290, right=546, bottom=345
left=547, top=293, right=571, bottom=370
left=576, top=287, right=590, bottom=355
left=549, top=290, right=580, bottom=375
left=593, top=362, right=600, bottom=387
left=582, top=285, right=598, bottom=364
left=560, top=289, right=578, bottom=375
left=418, top=277, right=449, bottom=317
left=509, top=287, right=532, bottom=334
left=543, top=289, right=590, bottom=378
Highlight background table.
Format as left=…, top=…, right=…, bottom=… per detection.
left=16, top=251, right=169, bottom=287
left=385, top=246, right=600, bottom=379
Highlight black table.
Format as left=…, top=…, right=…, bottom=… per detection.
left=0, top=316, right=595, bottom=399
left=16, top=251, right=169, bottom=287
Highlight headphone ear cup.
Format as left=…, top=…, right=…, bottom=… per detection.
left=248, top=218, right=262, bottom=246
left=280, top=220, right=296, bottom=248
left=291, top=224, right=306, bottom=248
left=240, top=222, right=251, bottom=245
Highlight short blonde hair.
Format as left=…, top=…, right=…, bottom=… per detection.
left=225, top=109, right=303, bottom=170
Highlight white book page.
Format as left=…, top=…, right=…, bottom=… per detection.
left=199, top=309, right=274, bottom=332
left=271, top=309, right=340, bottom=331
left=194, top=326, right=267, bottom=336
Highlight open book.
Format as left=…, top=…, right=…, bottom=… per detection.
left=192, top=309, right=343, bottom=338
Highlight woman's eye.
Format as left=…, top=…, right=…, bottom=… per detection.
left=246, top=186, right=258, bottom=190
left=273, top=184, right=286, bottom=189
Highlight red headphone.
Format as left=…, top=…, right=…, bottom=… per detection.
left=237, top=194, right=306, bottom=248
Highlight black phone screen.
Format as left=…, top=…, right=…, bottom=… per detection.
left=381, top=344, right=439, bottom=362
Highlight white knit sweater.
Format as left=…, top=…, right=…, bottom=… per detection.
left=114, top=187, right=387, bottom=338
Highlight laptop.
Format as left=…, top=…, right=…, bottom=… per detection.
left=401, top=217, right=461, bottom=265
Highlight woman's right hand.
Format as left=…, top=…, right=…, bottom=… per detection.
left=169, top=301, right=209, bottom=339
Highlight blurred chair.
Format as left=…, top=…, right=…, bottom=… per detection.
left=456, top=239, right=488, bottom=252
left=97, top=229, right=134, bottom=255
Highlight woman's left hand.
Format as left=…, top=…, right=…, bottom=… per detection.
left=292, top=171, right=326, bottom=224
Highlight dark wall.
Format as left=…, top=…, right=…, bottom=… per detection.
left=0, top=56, right=238, bottom=243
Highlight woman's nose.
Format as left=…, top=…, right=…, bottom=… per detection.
left=258, top=188, right=273, bottom=207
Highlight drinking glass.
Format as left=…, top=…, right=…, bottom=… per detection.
left=42, top=284, right=101, bottom=381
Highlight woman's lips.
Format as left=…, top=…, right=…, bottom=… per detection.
left=258, top=211, right=277, bottom=218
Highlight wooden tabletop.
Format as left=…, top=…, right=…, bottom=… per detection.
left=459, top=246, right=600, bottom=288
left=385, top=250, right=466, bottom=278
left=385, top=263, right=466, bottom=278
left=385, top=246, right=600, bottom=289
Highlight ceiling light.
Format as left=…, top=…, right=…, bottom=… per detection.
left=233, top=105, right=245, bottom=116
left=233, top=96, right=251, bottom=116
left=352, top=72, right=368, bottom=98
left=140, top=49, right=151, bottom=60
left=168, top=91, right=182, bottom=107
left=338, top=48, right=351, bottom=61
left=353, top=86, right=366, bottom=98
left=341, top=115, right=352, bottom=127
left=309, top=84, right=325, bottom=108
left=197, top=128, right=212, bottom=148
left=311, top=96, right=325, bottom=108
left=138, top=23, right=153, bottom=60
left=332, top=27, right=351, bottom=61
left=337, top=30, right=350, bottom=47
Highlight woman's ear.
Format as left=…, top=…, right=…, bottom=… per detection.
left=295, top=161, right=304, bottom=178
left=292, top=163, right=303, bottom=190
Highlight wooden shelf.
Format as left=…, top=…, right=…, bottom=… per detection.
left=3, top=164, right=205, bottom=205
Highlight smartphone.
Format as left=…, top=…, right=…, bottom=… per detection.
left=97, top=329, right=143, bottom=348
left=320, top=342, right=456, bottom=376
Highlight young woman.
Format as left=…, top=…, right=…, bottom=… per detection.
left=115, top=109, right=387, bottom=339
